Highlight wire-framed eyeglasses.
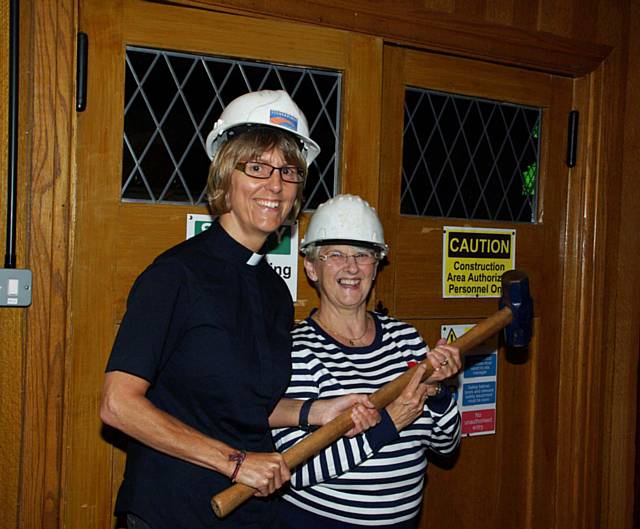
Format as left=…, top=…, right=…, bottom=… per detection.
left=317, top=250, right=380, bottom=266
left=235, top=161, right=305, bottom=184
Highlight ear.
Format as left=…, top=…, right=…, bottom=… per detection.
left=304, top=257, right=318, bottom=282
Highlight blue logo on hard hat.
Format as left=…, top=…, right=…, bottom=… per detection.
left=270, top=110, right=298, bottom=131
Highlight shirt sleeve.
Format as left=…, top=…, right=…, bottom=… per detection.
left=420, top=386, right=461, bottom=455
left=273, top=409, right=399, bottom=489
left=106, top=258, right=188, bottom=383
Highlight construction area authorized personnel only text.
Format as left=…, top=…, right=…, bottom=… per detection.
left=442, top=226, right=516, bottom=298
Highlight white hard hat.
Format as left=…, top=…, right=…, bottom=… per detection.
left=205, top=90, right=321, bottom=164
left=300, top=194, right=388, bottom=256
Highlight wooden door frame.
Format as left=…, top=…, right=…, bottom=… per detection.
left=158, top=0, right=611, bottom=77
left=6, top=1, right=636, bottom=528
left=597, top=12, right=640, bottom=526
left=3, top=1, right=77, bottom=528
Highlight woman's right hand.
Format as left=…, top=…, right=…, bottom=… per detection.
left=386, top=362, right=434, bottom=431
left=313, top=394, right=381, bottom=437
left=233, top=451, right=291, bottom=497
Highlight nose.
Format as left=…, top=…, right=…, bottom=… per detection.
left=343, top=254, right=360, bottom=271
left=265, top=167, right=284, bottom=192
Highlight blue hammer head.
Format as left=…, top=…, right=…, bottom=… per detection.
left=498, top=270, right=533, bottom=348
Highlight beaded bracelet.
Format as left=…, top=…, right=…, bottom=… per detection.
left=228, top=450, right=247, bottom=482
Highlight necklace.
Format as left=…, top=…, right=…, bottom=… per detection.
left=315, top=313, right=371, bottom=346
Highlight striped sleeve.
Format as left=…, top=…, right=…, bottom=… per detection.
left=422, top=392, right=461, bottom=454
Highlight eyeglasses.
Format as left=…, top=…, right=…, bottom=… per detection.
left=235, top=161, right=305, bottom=184
left=317, top=250, right=379, bottom=266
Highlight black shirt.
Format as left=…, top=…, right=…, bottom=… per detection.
left=106, top=220, right=293, bottom=529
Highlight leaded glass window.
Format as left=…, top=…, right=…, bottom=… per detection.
left=122, top=46, right=342, bottom=209
left=402, top=87, right=541, bottom=222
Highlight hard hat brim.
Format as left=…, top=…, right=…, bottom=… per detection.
left=300, top=238, right=388, bottom=256
left=206, top=122, right=321, bottom=164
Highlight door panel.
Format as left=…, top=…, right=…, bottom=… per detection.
left=378, top=46, right=571, bottom=529
left=66, top=1, right=381, bottom=526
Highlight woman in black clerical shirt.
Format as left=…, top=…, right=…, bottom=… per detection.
left=100, top=90, right=378, bottom=529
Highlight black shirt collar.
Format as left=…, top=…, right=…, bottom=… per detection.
left=206, top=218, right=265, bottom=266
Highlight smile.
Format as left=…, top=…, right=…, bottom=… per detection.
left=255, top=199, right=280, bottom=209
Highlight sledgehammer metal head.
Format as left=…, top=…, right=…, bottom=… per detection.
left=498, top=270, right=533, bottom=348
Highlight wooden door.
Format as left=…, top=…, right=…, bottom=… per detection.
left=64, top=1, right=382, bottom=526
left=377, top=47, right=572, bottom=529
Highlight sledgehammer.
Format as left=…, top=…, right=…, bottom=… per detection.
left=211, top=269, right=532, bottom=518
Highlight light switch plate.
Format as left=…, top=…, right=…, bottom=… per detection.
left=0, top=268, right=32, bottom=307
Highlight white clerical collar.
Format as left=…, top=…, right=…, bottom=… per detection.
left=246, top=253, right=264, bottom=266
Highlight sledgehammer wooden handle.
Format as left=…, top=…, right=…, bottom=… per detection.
left=211, top=305, right=514, bottom=518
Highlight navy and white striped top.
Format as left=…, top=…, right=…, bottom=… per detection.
left=273, top=312, right=461, bottom=527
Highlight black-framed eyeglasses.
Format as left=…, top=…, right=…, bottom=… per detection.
left=317, top=250, right=380, bottom=266
left=235, top=161, right=305, bottom=184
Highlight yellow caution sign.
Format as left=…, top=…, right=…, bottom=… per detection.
left=442, top=226, right=515, bottom=298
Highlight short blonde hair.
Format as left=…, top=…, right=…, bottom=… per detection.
left=206, top=128, right=308, bottom=222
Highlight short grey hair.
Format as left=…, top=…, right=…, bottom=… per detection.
left=303, top=244, right=322, bottom=261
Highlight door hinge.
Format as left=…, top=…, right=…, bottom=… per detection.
left=76, top=32, right=88, bottom=112
left=566, top=110, right=579, bottom=167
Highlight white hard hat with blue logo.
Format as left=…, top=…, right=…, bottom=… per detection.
left=205, top=90, right=321, bottom=164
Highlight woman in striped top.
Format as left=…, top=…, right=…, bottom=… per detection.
left=273, top=195, right=462, bottom=529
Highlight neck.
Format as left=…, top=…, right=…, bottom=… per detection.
left=218, top=214, right=266, bottom=252
left=314, top=307, right=371, bottom=346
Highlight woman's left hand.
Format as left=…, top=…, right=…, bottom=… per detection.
left=313, top=395, right=381, bottom=437
left=424, top=339, right=462, bottom=383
